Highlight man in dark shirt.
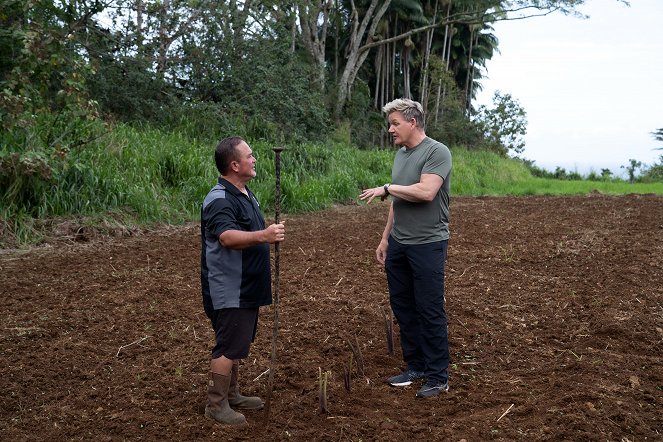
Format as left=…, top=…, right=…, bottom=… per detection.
left=200, top=136, right=285, bottom=425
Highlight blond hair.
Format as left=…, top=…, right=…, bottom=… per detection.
left=383, top=98, right=425, bottom=128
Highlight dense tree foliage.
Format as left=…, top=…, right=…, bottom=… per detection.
left=474, top=91, right=527, bottom=155
left=0, top=0, right=105, bottom=209
left=1, top=0, right=594, bottom=139
left=3, top=0, right=647, bottom=215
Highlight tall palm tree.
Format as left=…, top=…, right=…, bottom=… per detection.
left=446, top=20, right=498, bottom=113
left=367, top=0, right=427, bottom=107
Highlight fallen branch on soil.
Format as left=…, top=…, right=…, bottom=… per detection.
left=497, top=403, right=515, bottom=422
left=253, top=368, right=270, bottom=382
left=184, top=324, right=198, bottom=340
left=455, top=317, right=471, bottom=332
left=568, top=349, right=582, bottom=361
left=115, top=336, right=151, bottom=357
left=6, top=326, right=45, bottom=336
left=455, top=264, right=477, bottom=279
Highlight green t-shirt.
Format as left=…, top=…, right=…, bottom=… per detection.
left=391, top=137, right=452, bottom=244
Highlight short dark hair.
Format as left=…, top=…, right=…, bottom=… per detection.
left=214, top=136, right=245, bottom=175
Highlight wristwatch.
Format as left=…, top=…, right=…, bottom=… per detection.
left=381, top=183, right=391, bottom=201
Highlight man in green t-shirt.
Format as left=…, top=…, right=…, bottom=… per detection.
left=359, top=98, right=452, bottom=398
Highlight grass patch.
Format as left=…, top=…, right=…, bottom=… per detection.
left=1, top=124, right=661, bottom=247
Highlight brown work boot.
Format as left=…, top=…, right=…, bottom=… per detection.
left=205, top=372, right=247, bottom=425
left=228, top=361, right=264, bottom=410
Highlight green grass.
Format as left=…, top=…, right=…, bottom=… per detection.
left=1, top=123, right=661, bottom=247
left=451, top=148, right=663, bottom=195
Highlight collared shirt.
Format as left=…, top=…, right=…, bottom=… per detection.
left=200, top=177, right=272, bottom=313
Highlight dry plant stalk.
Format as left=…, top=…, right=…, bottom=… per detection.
left=381, top=306, right=394, bottom=354
left=497, top=403, right=515, bottom=422
left=342, top=354, right=353, bottom=392
left=354, top=337, right=365, bottom=376
left=345, top=337, right=365, bottom=377
left=319, top=367, right=330, bottom=414
left=115, top=335, right=151, bottom=357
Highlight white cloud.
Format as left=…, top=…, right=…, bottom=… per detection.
left=476, top=0, right=663, bottom=175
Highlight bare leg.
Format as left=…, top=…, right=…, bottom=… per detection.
left=211, top=355, right=233, bottom=375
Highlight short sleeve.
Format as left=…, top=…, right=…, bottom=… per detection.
left=422, top=143, right=452, bottom=179
left=203, top=197, right=240, bottom=240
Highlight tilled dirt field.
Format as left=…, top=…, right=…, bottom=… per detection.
left=1, top=195, right=662, bottom=441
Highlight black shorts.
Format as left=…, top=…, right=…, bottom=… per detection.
left=208, top=308, right=259, bottom=359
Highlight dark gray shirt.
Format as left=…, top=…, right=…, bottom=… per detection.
left=391, top=137, right=452, bottom=244
left=200, top=178, right=272, bottom=313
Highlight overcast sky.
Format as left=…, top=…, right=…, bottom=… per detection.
left=475, top=0, right=663, bottom=176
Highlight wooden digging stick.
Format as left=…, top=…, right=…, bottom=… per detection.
left=264, top=146, right=284, bottom=421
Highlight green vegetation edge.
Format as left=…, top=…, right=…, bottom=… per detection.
left=1, top=124, right=662, bottom=248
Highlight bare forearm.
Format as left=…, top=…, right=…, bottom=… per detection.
left=359, top=174, right=442, bottom=205
left=387, top=182, right=435, bottom=203
left=220, top=223, right=285, bottom=249
left=382, top=204, right=394, bottom=240
left=220, top=229, right=268, bottom=249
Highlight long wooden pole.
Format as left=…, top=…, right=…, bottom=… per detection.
left=264, top=146, right=284, bottom=421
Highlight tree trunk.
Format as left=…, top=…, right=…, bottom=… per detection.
left=464, top=25, right=476, bottom=116
left=435, top=78, right=442, bottom=122
left=298, top=0, right=332, bottom=92
left=403, top=40, right=411, bottom=99
left=156, top=0, right=170, bottom=77
left=335, top=0, right=392, bottom=119
left=334, top=0, right=340, bottom=80
left=374, top=45, right=383, bottom=108
left=436, top=3, right=452, bottom=123
left=291, top=12, right=297, bottom=53
left=135, top=0, right=143, bottom=48
left=420, top=0, right=438, bottom=113
left=230, top=0, right=254, bottom=51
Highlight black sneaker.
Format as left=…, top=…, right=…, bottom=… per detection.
left=416, top=380, right=449, bottom=398
left=386, top=369, right=425, bottom=387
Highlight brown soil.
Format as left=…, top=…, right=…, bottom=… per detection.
left=1, top=195, right=662, bottom=441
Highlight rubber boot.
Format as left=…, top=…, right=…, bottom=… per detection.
left=205, top=372, right=246, bottom=425
left=228, top=361, right=264, bottom=410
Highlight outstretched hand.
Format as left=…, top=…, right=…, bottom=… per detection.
left=359, top=186, right=387, bottom=204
